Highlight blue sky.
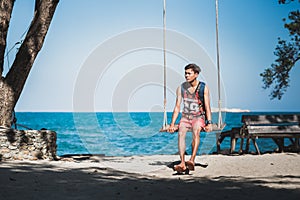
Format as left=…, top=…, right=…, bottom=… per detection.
left=5, top=0, right=300, bottom=112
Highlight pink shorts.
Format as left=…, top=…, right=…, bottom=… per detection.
left=179, top=116, right=205, bottom=130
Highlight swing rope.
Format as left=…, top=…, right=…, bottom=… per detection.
left=215, top=0, right=223, bottom=128
left=160, top=0, right=225, bottom=132
left=162, top=0, right=168, bottom=129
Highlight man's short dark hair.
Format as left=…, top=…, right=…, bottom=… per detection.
left=184, top=63, right=201, bottom=74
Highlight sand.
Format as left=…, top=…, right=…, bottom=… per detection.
left=1, top=153, right=300, bottom=200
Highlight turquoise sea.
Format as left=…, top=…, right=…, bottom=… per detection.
left=14, top=112, right=299, bottom=156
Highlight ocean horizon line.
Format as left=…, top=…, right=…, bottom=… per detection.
left=14, top=109, right=300, bottom=113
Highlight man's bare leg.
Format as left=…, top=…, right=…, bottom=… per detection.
left=187, top=127, right=202, bottom=169
left=177, top=127, right=188, bottom=170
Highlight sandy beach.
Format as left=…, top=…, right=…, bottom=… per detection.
left=1, top=153, right=300, bottom=200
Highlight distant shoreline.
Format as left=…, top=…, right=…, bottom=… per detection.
left=211, top=107, right=250, bottom=113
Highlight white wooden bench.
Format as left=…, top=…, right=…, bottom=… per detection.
left=217, top=114, right=300, bottom=154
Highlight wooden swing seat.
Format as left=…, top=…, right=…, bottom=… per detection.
left=159, top=123, right=226, bottom=133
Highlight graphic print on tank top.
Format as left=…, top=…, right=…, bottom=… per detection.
left=181, top=82, right=205, bottom=117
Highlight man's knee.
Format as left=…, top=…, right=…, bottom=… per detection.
left=192, top=127, right=202, bottom=135
left=178, top=130, right=187, bottom=137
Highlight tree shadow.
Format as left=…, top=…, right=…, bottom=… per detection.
left=0, top=160, right=299, bottom=200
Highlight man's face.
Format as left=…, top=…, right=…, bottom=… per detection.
left=185, top=69, right=198, bottom=83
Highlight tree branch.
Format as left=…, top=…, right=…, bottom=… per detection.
left=261, top=1, right=299, bottom=100
left=5, top=0, right=59, bottom=104
left=0, top=0, right=15, bottom=76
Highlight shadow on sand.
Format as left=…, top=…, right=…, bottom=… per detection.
left=0, top=159, right=299, bottom=200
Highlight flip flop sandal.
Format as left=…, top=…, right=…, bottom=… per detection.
left=186, top=161, right=195, bottom=171
left=174, top=165, right=188, bottom=174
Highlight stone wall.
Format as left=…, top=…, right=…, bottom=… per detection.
left=0, top=128, right=57, bottom=161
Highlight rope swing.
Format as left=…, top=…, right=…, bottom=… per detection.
left=160, top=0, right=225, bottom=132
left=215, top=0, right=223, bottom=129
left=162, top=0, right=168, bottom=130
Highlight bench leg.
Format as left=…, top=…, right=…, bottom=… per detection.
left=216, top=134, right=225, bottom=153
left=230, top=137, right=236, bottom=154
left=273, top=138, right=284, bottom=152
left=279, top=138, right=284, bottom=152
left=246, top=138, right=250, bottom=153
left=288, top=138, right=300, bottom=151
left=239, top=138, right=244, bottom=154
left=216, top=133, right=224, bottom=153
left=252, top=138, right=261, bottom=155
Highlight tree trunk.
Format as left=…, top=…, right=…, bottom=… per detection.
left=0, top=0, right=59, bottom=127
left=0, top=78, right=15, bottom=127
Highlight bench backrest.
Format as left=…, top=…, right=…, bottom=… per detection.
left=242, top=114, right=300, bottom=126
left=241, top=114, right=300, bottom=136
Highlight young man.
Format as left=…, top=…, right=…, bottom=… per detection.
left=168, top=63, right=212, bottom=173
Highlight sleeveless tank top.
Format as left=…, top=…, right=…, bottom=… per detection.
left=181, top=82, right=205, bottom=118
